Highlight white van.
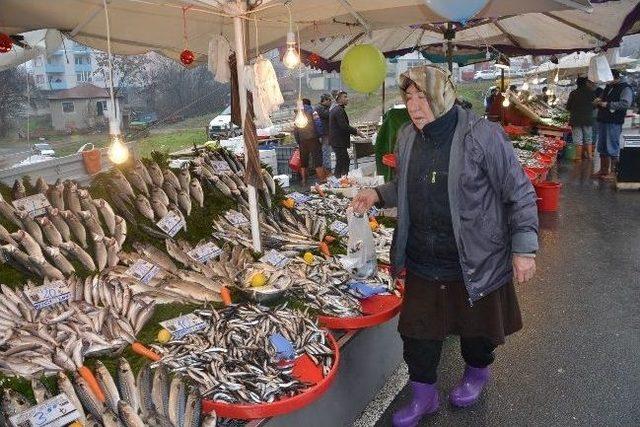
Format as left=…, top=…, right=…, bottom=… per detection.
left=208, top=106, right=240, bottom=138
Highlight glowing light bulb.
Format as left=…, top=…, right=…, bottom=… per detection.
left=554, top=72, right=559, bottom=84
left=108, top=135, right=129, bottom=164
left=522, top=81, right=529, bottom=91
left=528, top=94, right=535, bottom=101
left=532, top=77, right=539, bottom=85
left=485, top=50, right=491, bottom=60
left=294, top=99, right=309, bottom=128
left=502, top=95, right=510, bottom=107
left=283, top=32, right=300, bottom=69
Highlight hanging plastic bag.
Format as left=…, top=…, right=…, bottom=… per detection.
left=340, top=208, right=377, bottom=279
left=289, top=148, right=301, bottom=173
left=588, top=53, right=613, bottom=84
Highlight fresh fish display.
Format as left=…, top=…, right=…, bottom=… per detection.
left=46, top=207, right=71, bottom=242
left=177, top=190, right=192, bottom=216
left=15, top=211, right=46, bottom=248
left=0, top=224, right=18, bottom=246
left=0, top=197, right=22, bottom=228
left=43, top=246, right=76, bottom=276
left=134, top=159, right=153, bottom=186
left=94, top=198, right=117, bottom=236
left=114, top=215, right=127, bottom=248
left=147, top=161, right=164, bottom=187
left=163, top=169, right=181, bottom=190
left=60, top=241, right=97, bottom=271
left=0, top=276, right=153, bottom=379
left=11, top=229, right=44, bottom=258
left=61, top=210, right=88, bottom=248
left=12, top=179, right=26, bottom=200
left=65, top=181, right=83, bottom=214
left=189, top=178, right=204, bottom=208
left=37, top=216, right=63, bottom=247
left=35, top=176, right=49, bottom=194
left=178, top=167, right=191, bottom=192
left=79, top=189, right=99, bottom=219
left=150, top=305, right=334, bottom=404
left=135, top=195, right=155, bottom=222
left=127, top=170, right=150, bottom=197
left=80, top=210, right=105, bottom=238
left=92, top=233, right=108, bottom=271
left=47, top=181, right=65, bottom=210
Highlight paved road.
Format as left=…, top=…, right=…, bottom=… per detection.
left=368, top=161, right=640, bottom=426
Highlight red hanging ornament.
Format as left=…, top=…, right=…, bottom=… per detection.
left=0, top=33, right=13, bottom=53
left=180, top=49, right=195, bottom=65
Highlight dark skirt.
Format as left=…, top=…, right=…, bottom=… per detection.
left=398, top=270, right=523, bottom=346
left=298, top=138, right=322, bottom=168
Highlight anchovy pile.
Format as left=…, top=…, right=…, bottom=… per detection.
left=294, top=193, right=351, bottom=220
left=0, top=276, right=154, bottom=379
left=150, top=305, right=334, bottom=405
left=373, top=225, right=394, bottom=266
left=0, top=180, right=124, bottom=279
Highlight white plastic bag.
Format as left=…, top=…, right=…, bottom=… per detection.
left=588, top=53, right=613, bottom=84
left=341, top=208, right=377, bottom=279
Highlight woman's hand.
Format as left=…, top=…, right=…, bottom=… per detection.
left=351, top=188, right=379, bottom=214
left=513, top=255, right=536, bottom=283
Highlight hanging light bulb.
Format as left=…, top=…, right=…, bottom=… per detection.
left=528, top=94, right=535, bottom=101
left=502, top=94, right=510, bottom=107
left=532, top=77, right=539, bottom=85
left=108, top=134, right=129, bottom=164
left=522, top=81, right=530, bottom=91
left=554, top=71, right=559, bottom=84
left=485, top=46, right=491, bottom=60
left=294, top=99, right=309, bottom=128
left=283, top=31, right=300, bottom=69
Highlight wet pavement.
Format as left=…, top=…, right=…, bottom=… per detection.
left=363, top=160, right=640, bottom=426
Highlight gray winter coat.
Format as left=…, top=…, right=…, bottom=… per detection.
left=376, top=106, right=539, bottom=303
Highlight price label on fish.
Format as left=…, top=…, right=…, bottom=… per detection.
left=288, top=192, right=311, bottom=204
left=125, top=259, right=160, bottom=285
left=260, top=249, right=291, bottom=268
left=9, top=393, right=80, bottom=427
left=224, top=210, right=249, bottom=227
left=211, top=160, right=232, bottom=173
left=187, top=242, right=222, bottom=263
left=160, top=313, right=207, bottom=339
left=156, top=211, right=184, bottom=237
left=11, top=193, right=50, bottom=219
left=25, top=281, right=71, bottom=310
left=329, top=220, right=349, bottom=236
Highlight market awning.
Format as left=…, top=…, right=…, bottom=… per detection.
left=0, top=29, right=63, bottom=71
left=528, top=48, right=639, bottom=78
left=0, top=0, right=596, bottom=68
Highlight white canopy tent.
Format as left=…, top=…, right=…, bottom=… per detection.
left=0, top=29, right=64, bottom=71
left=527, top=48, right=638, bottom=80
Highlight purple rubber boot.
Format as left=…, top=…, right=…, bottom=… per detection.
left=392, top=381, right=439, bottom=427
left=449, top=365, right=490, bottom=408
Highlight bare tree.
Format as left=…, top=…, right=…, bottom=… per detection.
left=0, top=69, right=28, bottom=137
left=93, top=52, right=147, bottom=96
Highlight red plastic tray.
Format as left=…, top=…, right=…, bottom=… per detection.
left=382, top=153, right=397, bottom=168
left=318, top=288, right=403, bottom=330
left=202, top=332, right=340, bottom=419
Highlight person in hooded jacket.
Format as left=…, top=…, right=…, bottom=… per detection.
left=352, top=65, right=538, bottom=426
left=293, top=98, right=326, bottom=186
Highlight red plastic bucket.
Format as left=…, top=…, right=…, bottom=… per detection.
left=534, top=181, right=562, bottom=212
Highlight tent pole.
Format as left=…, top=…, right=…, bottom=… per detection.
left=381, top=80, right=386, bottom=117
left=233, top=0, right=262, bottom=253
left=446, top=23, right=453, bottom=73
left=501, top=68, right=505, bottom=91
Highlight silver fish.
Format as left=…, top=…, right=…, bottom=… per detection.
left=47, top=181, right=65, bottom=210
left=151, top=365, right=170, bottom=417
left=43, top=246, right=75, bottom=275
left=178, top=167, right=191, bottom=192
left=73, top=376, right=105, bottom=421
left=95, top=360, right=120, bottom=412
left=151, top=187, right=170, bottom=206
left=162, top=180, right=179, bottom=204
left=135, top=195, right=155, bottom=222
left=0, top=199, right=22, bottom=228
left=11, top=229, right=44, bottom=258
left=30, top=255, right=64, bottom=280
left=57, top=372, right=86, bottom=423
left=1, top=244, right=34, bottom=275
left=104, top=237, right=120, bottom=268
left=116, top=357, right=139, bottom=414
left=151, top=197, right=168, bottom=219
left=163, top=169, right=181, bottom=190
left=133, top=242, right=178, bottom=274
left=79, top=189, right=99, bottom=219
left=15, top=211, right=45, bottom=248
left=79, top=210, right=105, bottom=238
left=134, top=159, right=153, bottom=185
left=137, top=363, right=155, bottom=417
left=147, top=161, right=164, bottom=187
left=262, top=168, right=276, bottom=194
left=118, top=401, right=145, bottom=427
left=11, top=179, right=26, bottom=200
left=211, top=175, right=232, bottom=197
left=46, top=207, right=71, bottom=242
left=35, top=176, right=49, bottom=194
left=101, top=410, right=121, bottom=427
left=111, top=169, right=136, bottom=199
left=37, top=216, right=63, bottom=247
left=92, top=234, right=107, bottom=271
left=1, top=389, right=30, bottom=418
left=93, top=198, right=116, bottom=236
left=31, top=378, right=52, bottom=404
left=0, top=224, right=18, bottom=247
left=113, top=216, right=127, bottom=248
left=60, top=241, right=96, bottom=271
left=189, top=178, right=204, bottom=208
left=61, top=210, right=88, bottom=248
left=64, top=182, right=82, bottom=214
left=183, top=389, right=202, bottom=427
left=177, top=190, right=192, bottom=216
left=168, top=375, right=187, bottom=427
left=127, top=170, right=150, bottom=196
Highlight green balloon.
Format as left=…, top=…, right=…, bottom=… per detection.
left=340, top=44, right=387, bottom=94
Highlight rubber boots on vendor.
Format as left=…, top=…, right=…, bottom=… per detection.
left=449, top=365, right=490, bottom=408
left=392, top=381, right=439, bottom=427
left=591, top=155, right=609, bottom=178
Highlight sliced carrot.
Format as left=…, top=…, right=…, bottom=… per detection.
left=78, top=365, right=105, bottom=402
left=221, top=286, right=233, bottom=306
left=131, top=341, right=161, bottom=362
left=319, top=241, right=331, bottom=257
left=323, top=235, right=336, bottom=244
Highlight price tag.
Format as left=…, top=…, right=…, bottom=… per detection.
left=327, top=176, right=341, bottom=188
left=160, top=313, right=207, bottom=339
left=329, top=220, right=348, bottom=236
left=187, top=242, right=222, bottom=263
left=287, top=192, right=311, bottom=204
left=9, top=393, right=80, bottom=427
left=368, top=206, right=380, bottom=218
left=25, top=281, right=71, bottom=310
left=12, top=193, right=51, bottom=219
left=211, top=161, right=232, bottom=173
left=156, top=211, right=184, bottom=237
left=260, top=249, right=291, bottom=268
left=224, top=210, right=249, bottom=227
left=125, top=259, right=160, bottom=285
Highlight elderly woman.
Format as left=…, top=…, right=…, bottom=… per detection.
left=352, top=66, right=538, bottom=426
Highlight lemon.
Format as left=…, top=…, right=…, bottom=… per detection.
left=281, top=198, right=295, bottom=209
left=369, top=220, right=379, bottom=231
left=303, top=252, right=315, bottom=264
left=157, top=329, right=172, bottom=343
left=250, top=272, right=268, bottom=287
left=69, top=422, right=83, bottom=427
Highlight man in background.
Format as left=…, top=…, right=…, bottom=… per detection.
left=329, top=91, right=365, bottom=178
left=592, top=69, right=633, bottom=180
left=316, top=93, right=333, bottom=175
left=566, top=77, right=596, bottom=160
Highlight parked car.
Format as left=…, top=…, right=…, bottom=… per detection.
left=31, top=142, right=55, bottom=156
left=474, top=69, right=499, bottom=81
left=208, top=106, right=240, bottom=139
